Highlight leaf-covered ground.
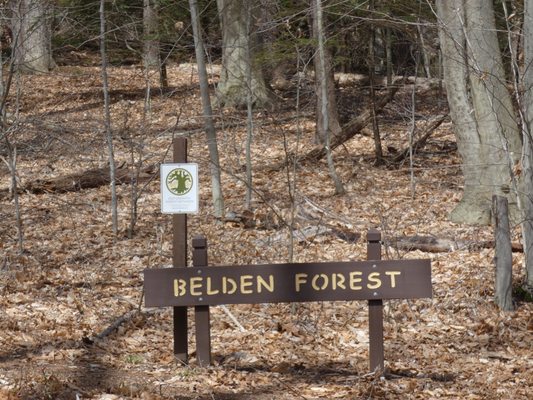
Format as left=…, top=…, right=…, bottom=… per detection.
left=0, top=64, right=531, bottom=399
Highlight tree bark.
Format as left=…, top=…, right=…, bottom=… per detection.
left=436, top=0, right=521, bottom=225
left=143, top=0, right=160, bottom=70
left=311, top=0, right=344, bottom=194
left=100, top=0, right=118, bottom=236
left=10, top=0, right=55, bottom=73
left=368, top=0, right=383, bottom=165
left=189, top=0, right=224, bottom=217
left=216, top=0, right=272, bottom=109
left=521, top=0, right=533, bottom=294
left=492, top=195, right=514, bottom=311
left=311, top=0, right=341, bottom=145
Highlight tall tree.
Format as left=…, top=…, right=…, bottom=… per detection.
left=143, top=0, right=160, bottom=70
left=436, top=0, right=521, bottom=225
left=311, top=0, right=341, bottom=145
left=311, top=0, right=344, bottom=194
left=100, top=0, right=118, bottom=235
left=10, top=0, right=55, bottom=73
left=189, top=0, right=224, bottom=218
left=216, top=0, right=272, bottom=108
left=521, top=0, right=533, bottom=294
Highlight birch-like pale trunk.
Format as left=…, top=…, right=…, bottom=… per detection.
left=189, top=0, right=224, bottom=218
left=100, top=0, right=118, bottom=236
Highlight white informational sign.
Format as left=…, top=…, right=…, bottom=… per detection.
left=160, top=163, right=199, bottom=214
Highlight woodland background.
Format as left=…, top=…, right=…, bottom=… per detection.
left=0, top=1, right=532, bottom=399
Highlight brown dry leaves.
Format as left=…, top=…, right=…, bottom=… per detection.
left=0, top=64, right=532, bottom=399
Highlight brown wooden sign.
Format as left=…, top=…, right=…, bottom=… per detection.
left=144, top=259, right=431, bottom=307
left=144, top=231, right=432, bottom=371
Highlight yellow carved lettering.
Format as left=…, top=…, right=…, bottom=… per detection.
left=385, top=271, right=401, bottom=288
left=333, top=273, right=346, bottom=290
left=349, top=272, right=363, bottom=290
left=223, top=277, right=237, bottom=294
left=367, top=272, right=382, bottom=289
left=174, top=279, right=186, bottom=297
left=240, top=275, right=253, bottom=294
left=206, top=277, right=219, bottom=295
left=295, top=273, right=308, bottom=292
left=257, top=275, right=274, bottom=293
left=190, top=277, right=203, bottom=296
left=312, top=273, right=328, bottom=290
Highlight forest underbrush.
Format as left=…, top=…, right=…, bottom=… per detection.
left=0, top=63, right=531, bottom=399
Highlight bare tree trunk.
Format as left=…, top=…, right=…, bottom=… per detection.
left=368, top=0, right=383, bottom=165
left=408, top=55, right=419, bottom=199
left=312, top=0, right=344, bottom=195
left=1, top=20, right=24, bottom=253
left=143, top=0, right=160, bottom=70
left=244, top=3, right=253, bottom=209
left=216, top=0, right=272, bottom=109
left=189, top=0, right=224, bottom=218
left=10, top=0, right=55, bottom=73
left=311, top=1, right=341, bottom=145
left=385, top=27, right=393, bottom=86
left=100, top=0, right=118, bottom=236
left=1, top=145, right=24, bottom=254
left=521, top=0, right=533, bottom=294
left=417, top=23, right=432, bottom=79
left=436, top=0, right=521, bottom=225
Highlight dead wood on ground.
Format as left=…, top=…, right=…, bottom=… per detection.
left=267, top=79, right=404, bottom=171
left=0, top=163, right=157, bottom=200
left=386, top=235, right=523, bottom=253
left=392, top=114, right=449, bottom=163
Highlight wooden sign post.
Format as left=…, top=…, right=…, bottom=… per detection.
left=367, top=229, right=384, bottom=372
left=172, top=138, right=188, bottom=363
left=144, top=230, right=432, bottom=371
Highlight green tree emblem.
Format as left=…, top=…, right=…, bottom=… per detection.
left=166, top=168, right=193, bottom=195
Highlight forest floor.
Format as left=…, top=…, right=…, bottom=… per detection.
left=0, top=62, right=531, bottom=399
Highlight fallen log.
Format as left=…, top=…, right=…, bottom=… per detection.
left=385, top=235, right=523, bottom=253
left=0, top=163, right=157, bottom=200
left=266, top=78, right=404, bottom=171
left=392, top=114, right=449, bottom=163
left=298, top=80, right=404, bottom=164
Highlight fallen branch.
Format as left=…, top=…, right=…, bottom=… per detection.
left=385, top=235, right=523, bottom=253
left=93, top=309, right=140, bottom=341
left=266, top=79, right=404, bottom=171
left=298, top=79, right=404, bottom=163
left=392, top=114, right=449, bottom=163
left=0, top=163, right=157, bottom=200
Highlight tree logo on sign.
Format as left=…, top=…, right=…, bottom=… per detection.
left=166, top=168, right=193, bottom=196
